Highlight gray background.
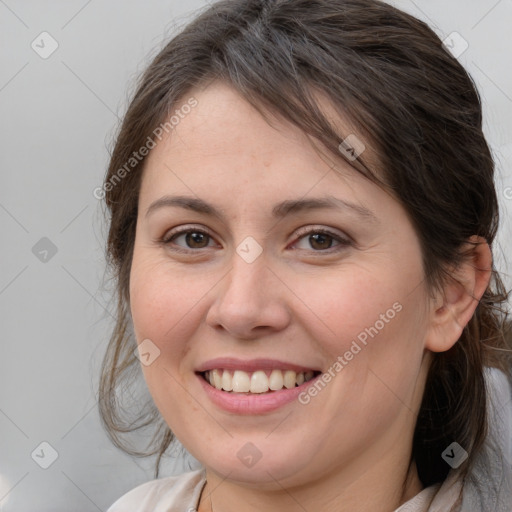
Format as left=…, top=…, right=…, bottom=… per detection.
left=1, top=1, right=511, bottom=510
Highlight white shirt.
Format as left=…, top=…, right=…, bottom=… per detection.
left=106, top=469, right=462, bottom=512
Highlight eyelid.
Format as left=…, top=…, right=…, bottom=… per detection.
left=161, top=224, right=216, bottom=244
left=290, top=225, right=353, bottom=248
left=159, top=224, right=353, bottom=253
left=159, top=225, right=220, bottom=255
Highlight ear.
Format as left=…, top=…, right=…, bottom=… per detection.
left=425, top=236, right=492, bottom=353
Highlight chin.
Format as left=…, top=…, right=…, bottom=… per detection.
left=192, top=436, right=323, bottom=488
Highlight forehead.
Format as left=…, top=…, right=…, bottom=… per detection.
left=150, top=83, right=328, bottom=171
left=139, top=81, right=382, bottom=212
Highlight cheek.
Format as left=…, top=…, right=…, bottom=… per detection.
left=128, top=257, right=209, bottom=420
left=293, top=263, right=427, bottom=409
left=129, top=254, right=215, bottom=364
left=295, top=267, right=417, bottom=352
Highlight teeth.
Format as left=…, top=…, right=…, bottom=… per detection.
left=269, top=369, right=284, bottom=390
left=283, top=370, right=296, bottom=389
left=232, top=370, right=251, bottom=392
left=221, top=370, right=233, bottom=391
left=250, top=370, right=269, bottom=393
left=205, top=368, right=316, bottom=393
left=212, top=369, right=222, bottom=390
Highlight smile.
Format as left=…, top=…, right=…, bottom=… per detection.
left=195, top=359, right=323, bottom=414
left=202, top=369, right=318, bottom=394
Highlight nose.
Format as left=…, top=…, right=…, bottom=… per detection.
left=205, top=251, right=291, bottom=340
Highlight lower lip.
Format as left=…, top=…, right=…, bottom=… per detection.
left=197, top=374, right=319, bottom=414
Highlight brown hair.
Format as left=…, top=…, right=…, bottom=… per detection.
left=99, top=0, right=511, bottom=490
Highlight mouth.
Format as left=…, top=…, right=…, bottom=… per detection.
left=200, top=368, right=321, bottom=394
left=195, top=358, right=323, bottom=413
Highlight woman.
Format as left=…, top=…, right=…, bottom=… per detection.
left=99, top=0, right=512, bottom=510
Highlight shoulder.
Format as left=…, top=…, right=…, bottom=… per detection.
left=460, top=367, right=512, bottom=511
left=106, top=469, right=206, bottom=512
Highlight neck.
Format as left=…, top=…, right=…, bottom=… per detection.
left=200, top=447, right=423, bottom=512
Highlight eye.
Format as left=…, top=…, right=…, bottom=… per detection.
left=291, top=227, right=352, bottom=252
left=160, top=225, right=351, bottom=254
left=162, top=227, right=217, bottom=251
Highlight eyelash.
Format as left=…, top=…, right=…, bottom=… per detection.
left=160, top=225, right=352, bottom=254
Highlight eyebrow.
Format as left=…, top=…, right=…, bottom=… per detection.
left=145, top=194, right=378, bottom=223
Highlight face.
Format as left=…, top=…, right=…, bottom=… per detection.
left=129, top=81, right=432, bottom=489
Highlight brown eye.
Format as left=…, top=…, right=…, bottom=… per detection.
left=163, top=229, right=215, bottom=251
left=308, top=233, right=334, bottom=250
left=293, top=228, right=350, bottom=252
left=184, top=231, right=210, bottom=249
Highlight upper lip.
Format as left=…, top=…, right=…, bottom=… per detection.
left=195, top=357, right=321, bottom=373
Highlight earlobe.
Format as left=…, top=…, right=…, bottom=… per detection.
left=425, top=236, right=492, bottom=353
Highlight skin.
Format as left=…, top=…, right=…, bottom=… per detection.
left=129, top=81, right=491, bottom=512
